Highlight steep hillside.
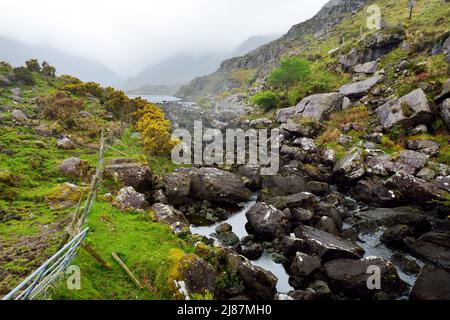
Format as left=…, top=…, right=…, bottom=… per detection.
left=178, top=0, right=449, bottom=104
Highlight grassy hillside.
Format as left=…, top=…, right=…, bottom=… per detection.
left=0, top=61, right=194, bottom=299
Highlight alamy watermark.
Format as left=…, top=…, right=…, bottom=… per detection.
left=171, top=121, right=280, bottom=175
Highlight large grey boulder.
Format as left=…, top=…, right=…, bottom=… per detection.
left=189, top=167, right=252, bottom=204
left=354, top=61, right=377, bottom=74
left=245, top=202, right=290, bottom=241
left=351, top=177, right=402, bottom=207
left=296, top=226, right=365, bottom=262
left=104, top=158, right=153, bottom=192
left=339, top=75, right=383, bottom=98
left=333, top=148, right=365, bottom=181
left=324, top=258, right=407, bottom=299
left=276, top=107, right=296, bottom=123
left=163, top=169, right=192, bottom=205
left=295, top=93, right=344, bottom=122
left=375, top=89, right=435, bottom=129
left=410, top=265, right=450, bottom=300
left=407, top=139, right=439, bottom=156
left=150, top=203, right=189, bottom=234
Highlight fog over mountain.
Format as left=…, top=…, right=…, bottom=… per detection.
left=122, top=33, right=281, bottom=91
left=0, top=36, right=123, bottom=86
left=0, top=0, right=328, bottom=85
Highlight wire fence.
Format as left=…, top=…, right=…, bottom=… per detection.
left=2, top=228, right=89, bottom=300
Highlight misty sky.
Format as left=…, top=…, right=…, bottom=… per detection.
left=0, top=0, right=328, bottom=77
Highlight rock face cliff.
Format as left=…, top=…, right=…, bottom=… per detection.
left=177, top=0, right=369, bottom=100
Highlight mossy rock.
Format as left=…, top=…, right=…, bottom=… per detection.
left=0, top=169, right=12, bottom=184
left=45, top=182, right=86, bottom=210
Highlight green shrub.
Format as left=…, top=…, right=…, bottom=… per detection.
left=25, top=59, right=41, bottom=73
left=251, top=90, right=279, bottom=111
left=268, top=56, right=311, bottom=97
left=13, top=67, right=35, bottom=85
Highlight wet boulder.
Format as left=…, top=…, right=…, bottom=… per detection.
left=223, top=248, right=277, bottom=300
left=151, top=203, right=189, bottom=234
left=278, top=236, right=305, bottom=257
left=58, top=157, right=91, bottom=178
left=404, top=235, right=450, bottom=271
left=241, top=243, right=263, bottom=261
left=115, top=186, right=148, bottom=211
left=352, top=206, right=429, bottom=234
left=351, top=177, right=402, bottom=207
left=215, top=223, right=240, bottom=246
left=268, top=192, right=317, bottom=210
left=245, top=202, right=290, bottom=241
left=294, top=93, right=344, bottom=122
left=339, top=75, right=383, bottom=98
left=190, top=167, right=252, bottom=204
left=261, top=174, right=309, bottom=200
left=375, top=89, right=435, bottom=129
left=290, top=252, right=321, bottom=277
left=409, top=265, right=450, bottom=300
left=105, top=158, right=153, bottom=192
left=386, top=171, right=448, bottom=206
left=333, top=148, right=365, bottom=182
left=380, top=224, right=411, bottom=247
left=296, top=226, right=365, bottom=262
left=390, top=253, right=420, bottom=276
left=324, top=257, right=407, bottom=299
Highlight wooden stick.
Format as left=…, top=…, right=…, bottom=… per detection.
left=112, top=252, right=143, bottom=289
left=82, top=243, right=112, bottom=269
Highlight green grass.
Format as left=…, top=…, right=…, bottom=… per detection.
left=49, top=201, right=194, bottom=300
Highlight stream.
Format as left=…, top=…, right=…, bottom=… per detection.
left=190, top=194, right=424, bottom=296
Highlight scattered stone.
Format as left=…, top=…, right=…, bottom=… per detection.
left=116, top=186, right=148, bottom=211
left=407, top=139, right=439, bottom=156
left=416, top=168, right=436, bottom=181
left=151, top=203, right=189, bottom=234
left=339, top=75, right=383, bottom=98
left=12, top=109, right=28, bottom=123
left=354, top=61, right=378, bottom=74
left=333, top=148, right=365, bottom=181
left=241, top=243, right=263, bottom=260
left=56, top=137, right=75, bottom=150
left=58, top=157, right=91, bottom=178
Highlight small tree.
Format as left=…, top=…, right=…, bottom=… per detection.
left=25, top=59, right=41, bottom=72
left=268, top=56, right=311, bottom=97
left=251, top=90, right=279, bottom=111
left=13, top=67, right=35, bottom=85
left=135, top=103, right=178, bottom=155
left=41, top=61, right=56, bottom=77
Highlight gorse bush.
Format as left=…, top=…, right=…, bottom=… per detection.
left=251, top=90, right=279, bottom=111
left=135, top=103, right=178, bottom=156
